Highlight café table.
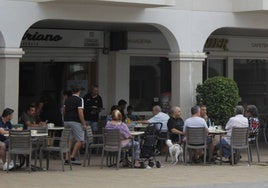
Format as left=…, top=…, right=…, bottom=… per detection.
left=209, top=129, right=227, bottom=164
left=127, top=123, right=148, bottom=131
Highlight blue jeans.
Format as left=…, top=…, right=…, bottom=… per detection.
left=86, top=121, right=98, bottom=132
left=216, top=139, right=231, bottom=158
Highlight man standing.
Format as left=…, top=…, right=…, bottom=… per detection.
left=0, top=108, right=14, bottom=170
left=215, top=105, right=248, bottom=163
left=167, top=106, right=184, bottom=143
left=64, top=85, right=86, bottom=164
left=83, top=84, right=103, bottom=133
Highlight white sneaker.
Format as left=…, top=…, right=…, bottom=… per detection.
left=3, top=162, right=7, bottom=171
left=3, top=160, right=14, bottom=171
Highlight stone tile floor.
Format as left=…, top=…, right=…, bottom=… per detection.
left=1, top=142, right=268, bottom=188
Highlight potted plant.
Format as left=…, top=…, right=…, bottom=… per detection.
left=196, top=76, right=240, bottom=127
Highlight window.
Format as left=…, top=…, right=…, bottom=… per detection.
left=203, top=58, right=226, bottom=80
left=234, top=59, right=268, bottom=113
left=129, top=56, right=171, bottom=112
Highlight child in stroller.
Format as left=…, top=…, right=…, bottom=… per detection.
left=140, top=122, right=162, bottom=168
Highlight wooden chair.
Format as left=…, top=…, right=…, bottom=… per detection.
left=7, top=130, right=37, bottom=172
left=230, top=127, right=251, bottom=165
left=40, top=127, right=72, bottom=171
left=184, top=127, right=207, bottom=164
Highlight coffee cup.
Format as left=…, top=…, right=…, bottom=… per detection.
left=31, top=130, right=37, bottom=135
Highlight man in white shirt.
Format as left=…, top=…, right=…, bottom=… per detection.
left=137, top=105, right=170, bottom=132
left=183, top=106, right=212, bottom=162
left=215, top=105, right=248, bottom=162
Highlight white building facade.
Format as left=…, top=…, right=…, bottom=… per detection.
left=2, top=0, right=268, bottom=122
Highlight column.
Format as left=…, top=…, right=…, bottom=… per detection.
left=0, top=47, right=24, bottom=123
left=169, top=52, right=206, bottom=119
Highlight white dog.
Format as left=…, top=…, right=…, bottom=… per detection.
left=166, top=139, right=183, bottom=165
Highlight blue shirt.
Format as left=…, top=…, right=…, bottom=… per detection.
left=0, top=117, right=12, bottom=130
left=0, top=117, right=12, bottom=142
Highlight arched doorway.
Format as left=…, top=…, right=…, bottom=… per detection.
left=19, top=20, right=175, bottom=118
left=204, top=27, right=268, bottom=114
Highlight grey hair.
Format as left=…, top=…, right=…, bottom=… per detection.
left=235, top=105, right=244, bottom=115
left=191, top=106, right=200, bottom=115
left=247, top=105, right=258, bottom=117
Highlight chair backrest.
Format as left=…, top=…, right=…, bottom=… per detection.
left=231, top=127, right=249, bottom=147
left=85, top=126, right=93, bottom=144
left=9, top=130, right=32, bottom=150
left=186, top=127, right=207, bottom=145
left=103, top=128, right=121, bottom=150
left=60, top=127, right=71, bottom=148
left=27, top=126, right=48, bottom=134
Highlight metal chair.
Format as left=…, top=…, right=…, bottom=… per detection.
left=27, top=126, right=48, bottom=167
left=249, top=127, right=261, bottom=163
left=230, top=127, right=251, bottom=166
left=184, top=127, right=207, bottom=164
left=40, top=127, right=72, bottom=171
left=101, top=128, right=132, bottom=170
left=7, top=130, right=37, bottom=172
left=83, top=126, right=104, bottom=166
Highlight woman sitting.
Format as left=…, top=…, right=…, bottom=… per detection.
left=105, top=109, right=142, bottom=168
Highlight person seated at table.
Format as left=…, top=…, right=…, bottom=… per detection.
left=19, top=104, right=46, bottom=130
left=167, top=106, right=184, bottom=143
left=126, top=105, right=136, bottom=121
left=183, top=106, right=213, bottom=162
left=214, top=105, right=248, bottom=163
left=246, top=105, right=260, bottom=141
left=0, top=108, right=14, bottom=170
left=118, top=99, right=127, bottom=123
left=106, top=105, right=120, bottom=122
left=200, top=105, right=212, bottom=127
left=105, top=109, right=143, bottom=168
left=137, top=105, right=170, bottom=132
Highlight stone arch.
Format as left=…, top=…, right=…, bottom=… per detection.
left=150, top=23, right=180, bottom=52
left=0, top=31, right=5, bottom=48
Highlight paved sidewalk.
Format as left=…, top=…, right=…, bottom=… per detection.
left=1, top=143, right=268, bottom=188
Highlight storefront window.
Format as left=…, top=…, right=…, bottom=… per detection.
left=203, top=58, right=226, bottom=80
left=129, top=56, right=171, bottom=112
left=234, top=59, right=268, bottom=113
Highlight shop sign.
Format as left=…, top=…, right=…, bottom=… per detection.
left=128, top=32, right=169, bottom=50
left=21, top=29, right=104, bottom=48
left=205, top=35, right=268, bottom=53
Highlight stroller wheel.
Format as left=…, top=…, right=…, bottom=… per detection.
left=156, top=161, right=161, bottom=168
left=148, top=161, right=154, bottom=167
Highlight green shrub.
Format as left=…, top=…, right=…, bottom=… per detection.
left=196, top=76, right=240, bottom=127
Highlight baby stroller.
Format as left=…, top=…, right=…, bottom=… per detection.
left=140, top=123, right=162, bottom=168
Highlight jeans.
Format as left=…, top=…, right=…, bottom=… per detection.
left=216, top=139, right=232, bottom=158
left=86, top=121, right=98, bottom=132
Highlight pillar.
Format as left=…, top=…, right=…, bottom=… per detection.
left=0, top=47, right=24, bottom=123
left=169, top=52, right=206, bottom=119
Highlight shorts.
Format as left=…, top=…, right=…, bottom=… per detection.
left=64, top=121, right=84, bottom=142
